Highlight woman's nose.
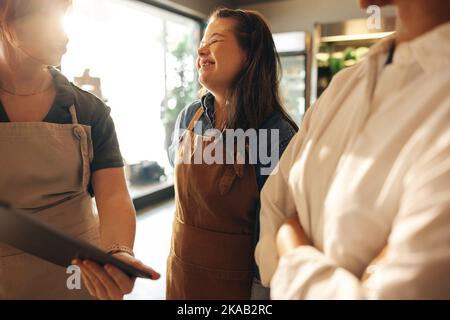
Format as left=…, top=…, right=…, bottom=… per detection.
left=63, top=35, right=70, bottom=46
left=197, top=44, right=209, bottom=57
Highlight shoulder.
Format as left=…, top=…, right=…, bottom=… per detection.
left=330, top=60, right=364, bottom=86
left=70, top=85, right=112, bottom=125
left=176, top=98, right=204, bottom=130
left=305, top=61, right=364, bottom=127
left=50, top=68, right=112, bottom=125
left=260, top=111, right=298, bottom=142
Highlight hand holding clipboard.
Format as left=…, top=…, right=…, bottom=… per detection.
left=0, top=203, right=160, bottom=299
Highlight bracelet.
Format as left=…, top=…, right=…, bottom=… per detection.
left=107, top=244, right=135, bottom=257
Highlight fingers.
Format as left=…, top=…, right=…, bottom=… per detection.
left=73, top=259, right=98, bottom=298
left=81, top=266, right=97, bottom=297
left=83, top=260, right=124, bottom=300
left=71, top=255, right=160, bottom=300
left=276, top=222, right=304, bottom=256
left=285, top=216, right=302, bottom=229
left=104, top=264, right=135, bottom=294
left=81, top=262, right=110, bottom=300
left=113, top=253, right=161, bottom=280
left=73, top=259, right=124, bottom=300
left=131, top=259, right=161, bottom=280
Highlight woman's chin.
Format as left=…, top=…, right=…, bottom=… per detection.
left=48, top=59, right=63, bottom=68
left=44, top=52, right=65, bottom=67
left=199, top=75, right=212, bottom=89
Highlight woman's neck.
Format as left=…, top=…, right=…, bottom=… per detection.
left=395, top=0, right=450, bottom=45
left=213, top=93, right=226, bottom=111
left=0, top=47, right=52, bottom=95
left=212, top=92, right=228, bottom=129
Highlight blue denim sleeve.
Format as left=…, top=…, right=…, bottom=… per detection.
left=168, top=101, right=202, bottom=167
left=254, top=117, right=297, bottom=191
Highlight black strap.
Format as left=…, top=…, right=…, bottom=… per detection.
left=385, top=43, right=396, bottom=65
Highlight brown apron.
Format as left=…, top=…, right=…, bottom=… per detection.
left=166, top=108, right=259, bottom=300
left=0, top=105, right=100, bottom=300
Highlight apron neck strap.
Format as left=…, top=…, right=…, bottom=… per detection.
left=68, top=105, right=79, bottom=125
left=187, top=107, right=204, bottom=132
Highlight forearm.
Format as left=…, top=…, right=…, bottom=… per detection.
left=272, top=246, right=366, bottom=299
left=96, top=192, right=136, bottom=251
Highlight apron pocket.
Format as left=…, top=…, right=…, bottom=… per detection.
left=170, top=253, right=253, bottom=281
left=171, top=220, right=254, bottom=271
left=167, top=253, right=253, bottom=300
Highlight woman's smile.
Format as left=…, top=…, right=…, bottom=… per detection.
left=198, top=59, right=216, bottom=71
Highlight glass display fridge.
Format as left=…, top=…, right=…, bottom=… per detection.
left=310, top=16, right=396, bottom=104
left=274, top=32, right=311, bottom=124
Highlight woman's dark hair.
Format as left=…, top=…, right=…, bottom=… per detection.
left=202, top=8, right=299, bottom=131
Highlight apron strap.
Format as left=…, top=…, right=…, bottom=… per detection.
left=187, top=107, right=205, bottom=132
left=68, top=105, right=79, bottom=125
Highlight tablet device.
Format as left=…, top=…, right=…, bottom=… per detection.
left=0, top=203, right=153, bottom=279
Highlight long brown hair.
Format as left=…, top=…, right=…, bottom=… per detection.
left=202, top=8, right=298, bottom=131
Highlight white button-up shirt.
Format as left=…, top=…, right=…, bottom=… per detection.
left=256, top=22, right=450, bottom=299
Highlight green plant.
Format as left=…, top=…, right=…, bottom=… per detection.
left=161, top=35, right=198, bottom=126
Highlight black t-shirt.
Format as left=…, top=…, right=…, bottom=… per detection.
left=0, top=68, right=124, bottom=190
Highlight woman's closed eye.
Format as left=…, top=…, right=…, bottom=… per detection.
left=200, top=39, right=223, bottom=48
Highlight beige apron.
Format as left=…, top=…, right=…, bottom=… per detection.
left=0, top=105, right=100, bottom=300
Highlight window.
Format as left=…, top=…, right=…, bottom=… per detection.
left=62, top=0, right=201, bottom=198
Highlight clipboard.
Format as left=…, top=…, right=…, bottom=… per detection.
left=0, top=203, right=153, bottom=279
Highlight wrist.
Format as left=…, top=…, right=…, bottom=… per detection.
left=107, top=244, right=135, bottom=257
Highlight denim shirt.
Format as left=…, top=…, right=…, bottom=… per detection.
left=169, top=93, right=298, bottom=279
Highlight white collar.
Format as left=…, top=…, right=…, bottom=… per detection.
left=365, top=21, right=450, bottom=75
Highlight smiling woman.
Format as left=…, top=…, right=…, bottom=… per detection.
left=167, top=8, right=298, bottom=300
left=198, top=9, right=296, bottom=131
